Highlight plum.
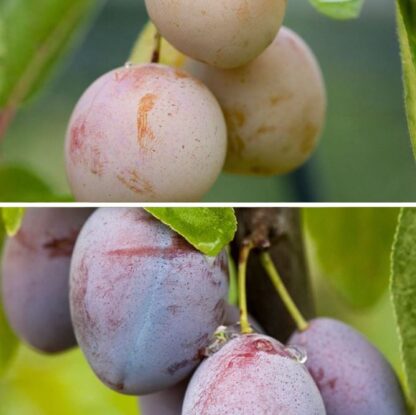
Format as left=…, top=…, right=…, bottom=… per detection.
left=1, top=208, right=93, bottom=353
left=65, top=64, right=227, bottom=202
left=139, top=379, right=188, bottom=415
left=69, top=208, right=229, bottom=395
left=186, top=27, right=326, bottom=176
left=288, top=318, right=407, bottom=415
left=182, top=333, right=326, bottom=414
left=145, top=0, right=287, bottom=69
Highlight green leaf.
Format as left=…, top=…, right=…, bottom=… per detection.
left=304, top=208, right=399, bottom=308
left=1, top=207, right=25, bottom=236
left=0, top=226, right=18, bottom=378
left=0, top=300, right=18, bottom=378
left=0, top=165, right=71, bottom=202
left=0, top=0, right=100, bottom=136
left=391, top=208, right=416, bottom=409
left=309, top=0, right=364, bottom=19
left=145, top=208, right=237, bottom=257
left=397, top=1, right=416, bottom=160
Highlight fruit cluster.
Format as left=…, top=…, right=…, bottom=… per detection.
left=65, top=1, right=326, bottom=201
left=1, top=208, right=407, bottom=414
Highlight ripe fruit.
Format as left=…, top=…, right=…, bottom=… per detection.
left=70, top=208, right=229, bottom=395
left=65, top=64, right=227, bottom=202
left=182, top=333, right=326, bottom=414
left=144, top=0, right=287, bottom=69
left=1, top=208, right=93, bottom=353
left=139, top=379, right=188, bottom=415
left=186, top=27, right=326, bottom=176
left=288, top=318, right=407, bottom=415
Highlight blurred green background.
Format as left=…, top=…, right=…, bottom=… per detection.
left=1, top=0, right=414, bottom=202
left=0, top=207, right=404, bottom=415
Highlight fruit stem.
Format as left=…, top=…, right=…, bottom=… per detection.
left=151, top=29, right=162, bottom=64
left=226, top=245, right=238, bottom=306
left=260, top=252, right=309, bottom=332
left=238, top=242, right=254, bottom=334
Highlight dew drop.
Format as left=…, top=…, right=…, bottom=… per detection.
left=285, top=345, right=308, bottom=364
left=204, top=324, right=241, bottom=357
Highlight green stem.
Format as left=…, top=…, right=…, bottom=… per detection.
left=238, top=242, right=254, bottom=334
left=226, top=245, right=238, bottom=306
left=260, top=252, right=308, bottom=332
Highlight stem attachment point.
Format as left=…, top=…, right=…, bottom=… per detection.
left=151, top=30, right=162, bottom=64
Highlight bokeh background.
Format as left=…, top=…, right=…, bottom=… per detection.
left=1, top=0, right=414, bottom=202
left=0, top=207, right=403, bottom=415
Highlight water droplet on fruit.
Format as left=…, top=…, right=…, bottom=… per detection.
left=204, top=324, right=241, bottom=357
left=285, top=345, right=308, bottom=364
left=124, top=61, right=133, bottom=68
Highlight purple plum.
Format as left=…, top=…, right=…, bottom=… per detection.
left=182, top=333, right=326, bottom=414
left=288, top=318, right=407, bottom=415
left=69, top=208, right=229, bottom=395
left=1, top=208, right=93, bottom=353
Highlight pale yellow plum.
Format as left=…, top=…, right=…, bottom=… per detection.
left=186, top=27, right=327, bottom=176
left=65, top=64, right=227, bottom=202
left=144, top=0, right=287, bottom=69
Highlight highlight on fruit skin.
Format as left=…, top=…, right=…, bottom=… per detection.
left=65, top=63, right=227, bottom=202
left=144, top=0, right=287, bottom=69
left=69, top=208, right=229, bottom=395
left=288, top=318, right=407, bottom=415
left=1, top=208, right=94, bottom=353
left=186, top=26, right=327, bottom=176
left=182, top=333, right=326, bottom=415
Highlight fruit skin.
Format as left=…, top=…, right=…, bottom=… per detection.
left=138, top=305, right=263, bottom=415
left=139, top=379, right=188, bottom=415
left=186, top=27, right=326, bottom=176
left=182, top=333, right=326, bottom=415
left=1, top=208, right=93, bottom=353
left=145, top=0, right=287, bottom=69
left=69, top=208, right=229, bottom=395
left=65, top=63, right=227, bottom=202
left=288, top=318, right=407, bottom=415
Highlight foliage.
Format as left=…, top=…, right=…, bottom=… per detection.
left=0, top=0, right=100, bottom=137
left=309, top=0, right=365, bottom=19
left=0, top=165, right=71, bottom=202
left=146, top=208, right=237, bottom=256
left=397, top=0, right=416, bottom=160
left=304, top=208, right=399, bottom=308
left=391, top=208, right=416, bottom=411
left=1, top=207, right=25, bottom=236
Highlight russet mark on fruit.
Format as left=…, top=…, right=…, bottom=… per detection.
left=1, top=208, right=93, bottom=353
left=182, top=333, right=326, bottom=414
left=69, top=208, right=229, bottom=395
left=65, top=64, right=227, bottom=202
left=288, top=318, right=407, bottom=415
left=145, top=0, right=287, bottom=69
left=186, top=27, right=326, bottom=176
